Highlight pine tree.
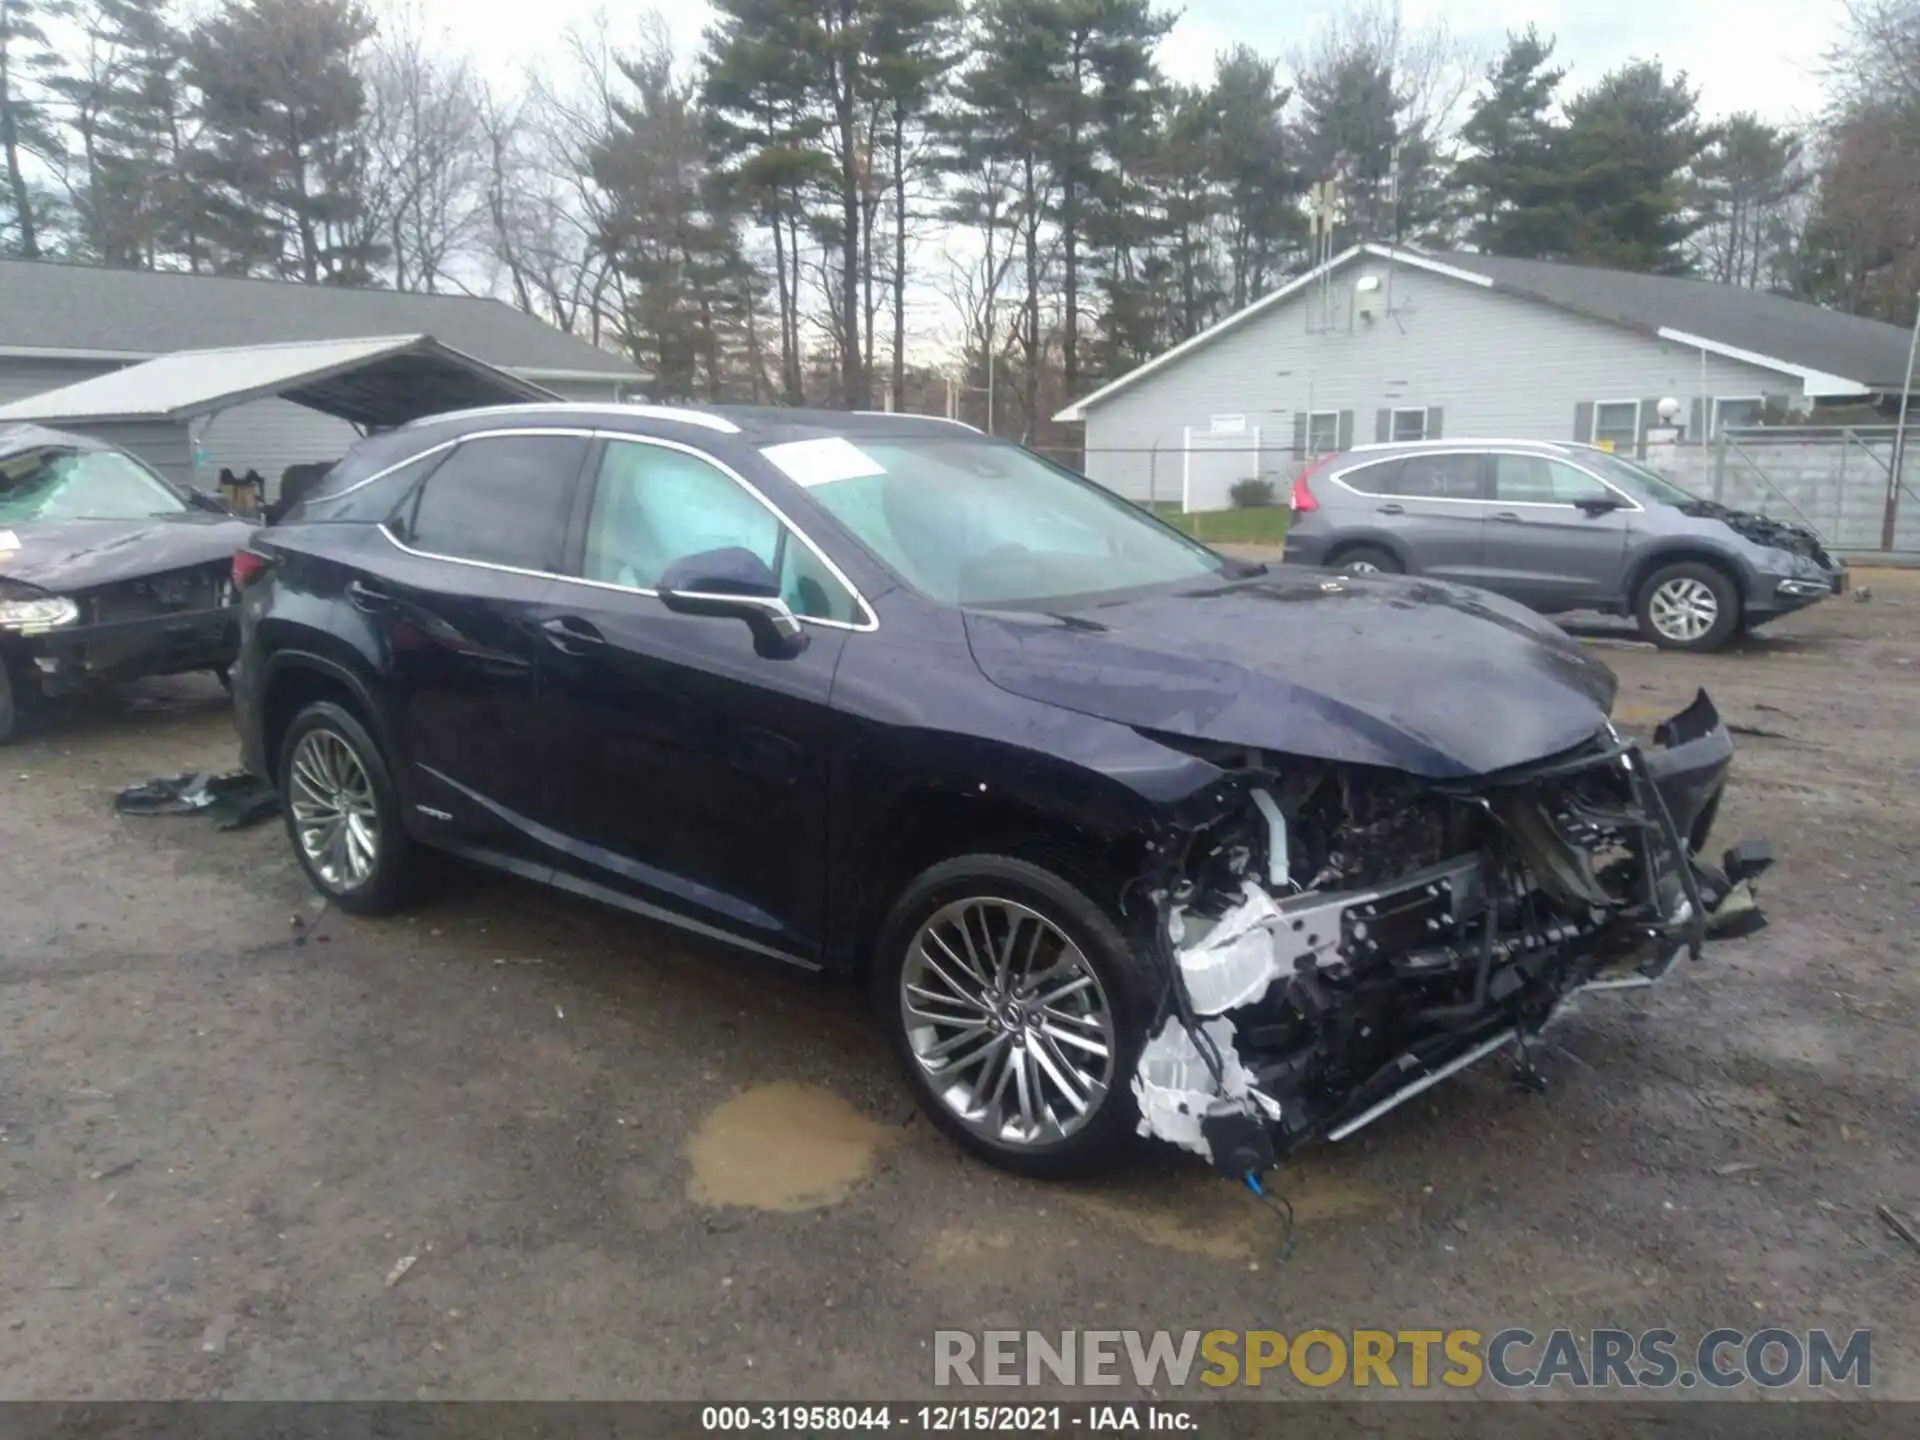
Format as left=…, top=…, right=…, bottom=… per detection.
left=0, top=0, right=66, bottom=256
left=1452, top=26, right=1567, bottom=256
left=184, top=0, right=381, bottom=282
left=1689, top=114, right=1807, bottom=288
left=1556, top=61, right=1705, bottom=274
left=1209, top=45, right=1300, bottom=309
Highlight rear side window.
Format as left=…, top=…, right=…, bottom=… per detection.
left=402, top=434, right=589, bottom=572
left=1334, top=460, right=1401, bottom=496
left=1396, top=453, right=1487, bottom=500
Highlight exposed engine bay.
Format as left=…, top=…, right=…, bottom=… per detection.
left=1678, top=498, right=1835, bottom=569
left=1128, top=690, right=1772, bottom=1174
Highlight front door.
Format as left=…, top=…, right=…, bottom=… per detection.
left=365, top=431, right=592, bottom=857
left=533, top=436, right=863, bottom=963
left=1480, top=453, right=1633, bottom=609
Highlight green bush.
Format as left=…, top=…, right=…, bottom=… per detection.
left=1229, top=477, right=1276, bottom=509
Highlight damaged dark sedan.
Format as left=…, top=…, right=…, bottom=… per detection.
left=0, top=424, right=255, bottom=743
left=232, top=405, right=1771, bottom=1179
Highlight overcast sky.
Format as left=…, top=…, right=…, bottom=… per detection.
left=425, top=0, right=1842, bottom=128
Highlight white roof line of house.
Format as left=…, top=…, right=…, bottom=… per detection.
left=1653, top=327, right=1866, bottom=398
left=0, top=344, right=634, bottom=386
left=1050, top=244, right=1492, bottom=423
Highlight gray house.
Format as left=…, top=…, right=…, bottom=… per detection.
left=1055, top=245, right=1918, bottom=509
left=0, top=259, right=639, bottom=488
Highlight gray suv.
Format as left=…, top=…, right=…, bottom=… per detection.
left=1281, top=438, right=1846, bottom=652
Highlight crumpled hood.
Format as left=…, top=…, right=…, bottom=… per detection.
left=964, top=571, right=1619, bottom=779
left=0, top=514, right=257, bottom=593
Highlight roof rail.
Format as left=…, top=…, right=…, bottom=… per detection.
left=405, top=401, right=741, bottom=434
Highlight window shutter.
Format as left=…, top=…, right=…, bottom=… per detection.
left=1574, top=402, right=1594, bottom=442
left=1425, top=406, right=1444, bottom=440
left=1689, top=397, right=1706, bottom=443
left=1375, top=409, right=1391, bottom=443
left=1337, top=410, right=1354, bottom=451
left=1290, top=411, right=1306, bottom=459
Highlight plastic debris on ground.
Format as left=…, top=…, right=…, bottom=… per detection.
left=1173, top=881, right=1285, bottom=1015
left=114, top=770, right=281, bottom=830
left=1131, top=1016, right=1271, bottom=1159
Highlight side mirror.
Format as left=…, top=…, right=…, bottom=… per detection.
left=1574, top=495, right=1623, bottom=516
left=657, top=546, right=808, bottom=658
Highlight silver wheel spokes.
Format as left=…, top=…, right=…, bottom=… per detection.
left=1650, top=576, right=1719, bottom=641
left=900, top=897, right=1116, bottom=1149
left=289, top=729, right=379, bottom=890
left=1345, top=559, right=1380, bottom=574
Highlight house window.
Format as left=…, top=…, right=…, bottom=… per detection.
left=1712, top=397, right=1763, bottom=436
left=1306, top=411, right=1340, bottom=455
left=1590, top=400, right=1641, bottom=453
left=1391, top=408, right=1428, bottom=442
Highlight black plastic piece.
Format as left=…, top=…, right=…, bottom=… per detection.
left=1203, top=1111, right=1277, bottom=1180
left=1722, top=839, right=1774, bottom=886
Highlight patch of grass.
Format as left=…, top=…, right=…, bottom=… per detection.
left=1150, top=501, right=1290, bottom=546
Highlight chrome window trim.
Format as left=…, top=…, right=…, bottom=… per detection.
left=317, top=426, right=595, bottom=501
left=377, top=428, right=880, bottom=634
left=1328, top=447, right=1643, bottom=513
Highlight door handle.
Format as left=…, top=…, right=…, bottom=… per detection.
left=1489, top=511, right=1523, bottom=523
left=539, top=615, right=606, bottom=654
left=1376, top=503, right=1405, bottom=515
left=345, top=579, right=391, bottom=611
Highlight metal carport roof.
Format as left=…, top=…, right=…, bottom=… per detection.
left=0, top=334, right=560, bottom=430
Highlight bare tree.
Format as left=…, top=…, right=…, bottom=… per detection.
left=362, top=5, right=486, bottom=292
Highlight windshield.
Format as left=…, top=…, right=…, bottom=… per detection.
left=1586, top=451, right=1702, bottom=507
left=775, top=434, right=1229, bottom=605
left=0, top=445, right=187, bottom=522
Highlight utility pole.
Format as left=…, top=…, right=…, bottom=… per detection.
left=1884, top=292, right=1920, bottom=553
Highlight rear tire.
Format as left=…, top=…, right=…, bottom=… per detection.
left=1329, top=544, right=1402, bottom=575
left=277, top=700, right=416, bottom=915
left=872, top=853, right=1160, bottom=1179
left=1636, top=561, right=1740, bottom=652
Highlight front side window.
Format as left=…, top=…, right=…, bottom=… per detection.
left=583, top=440, right=859, bottom=622
left=0, top=445, right=186, bottom=522
left=1395, top=453, right=1486, bottom=500
left=781, top=434, right=1227, bottom=606
left=1492, top=455, right=1613, bottom=505
left=403, top=434, right=588, bottom=572
left=1592, top=401, right=1641, bottom=453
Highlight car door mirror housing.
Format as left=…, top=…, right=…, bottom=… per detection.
left=1575, top=495, right=1623, bottom=516
left=657, top=546, right=808, bottom=658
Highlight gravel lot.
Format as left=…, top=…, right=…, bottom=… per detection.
left=2, top=574, right=1916, bottom=1402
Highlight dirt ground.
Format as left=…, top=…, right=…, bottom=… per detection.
left=2, top=574, right=1917, bottom=1403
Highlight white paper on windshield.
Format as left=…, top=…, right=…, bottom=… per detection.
left=0, top=531, right=18, bottom=551
left=761, top=436, right=886, bottom=489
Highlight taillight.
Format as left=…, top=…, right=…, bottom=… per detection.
left=1291, top=454, right=1334, bottom=513
left=232, top=550, right=270, bottom=589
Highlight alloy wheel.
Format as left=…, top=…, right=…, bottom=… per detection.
left=1648, top=576, right=1719, bottom=643
left=1343, top=559, right=1381, bottom=574
left=288, top=728, right=381, bottom=891
left=899, top=897, right=1117, bottom=1149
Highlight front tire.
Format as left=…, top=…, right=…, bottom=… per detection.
left=1636, top=561, right=1739, bottom=652
left=873, top=853, right=1159, bottom=1178
left=277, top=700, right=416, bottom=915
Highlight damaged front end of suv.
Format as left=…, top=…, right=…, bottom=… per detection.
left=1127, top=690, right=1770, bottom=1173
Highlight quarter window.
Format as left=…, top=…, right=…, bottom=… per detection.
left=1334, top=459, right=1400, bottom=496
left=1492, top=455, right=1614, bottom=505
left=403, top=434, right=588, bottom=571
left=1395, top=453, right=1486, bottom=500
left=582, top=440, right=858, bottom=622
left=1591, top=401, right=1641, bottom=453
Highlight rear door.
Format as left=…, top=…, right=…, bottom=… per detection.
left=1338, top=451, right=1489, bottom=582
left=358, top=430, right=593, bottom=857
left=1481, top=453, right=1633, bottom=608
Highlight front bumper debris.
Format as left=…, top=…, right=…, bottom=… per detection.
left=1131, top=690, right=1771, bottom=1170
